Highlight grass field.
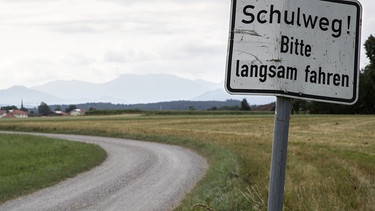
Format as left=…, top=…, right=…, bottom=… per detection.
left=0, top=133, right=107, bottom=204
left=0, top=113, right=374, bottom=210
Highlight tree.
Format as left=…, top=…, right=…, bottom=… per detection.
left=291, top=100, right=308, bottom=114
left=38, top=102, right=51, bottom=115
left=65, top=105, right=77, bottom=113
left=54, top=105, right=62, bottom=111
left=241, top=98, right=251, bottom=111
left=189, top=106, right=196, bottom=111
left=352, top=35, right=375, bottom=114
left=1, top=105, right=18, bottom=111
left=364, top=35, right=375, bottom=63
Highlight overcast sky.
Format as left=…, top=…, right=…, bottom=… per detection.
left=0, top=0, right=374, bottom=90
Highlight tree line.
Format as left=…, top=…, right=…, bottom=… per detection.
left=2, top=99, right=254, bottom=116
left=35, top=102, right=78, bottom=116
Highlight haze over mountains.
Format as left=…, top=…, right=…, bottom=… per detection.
left=0, top=74, right=274, bottom=107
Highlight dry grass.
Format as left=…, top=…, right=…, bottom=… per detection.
left=0, top=114, right=374, bottom=210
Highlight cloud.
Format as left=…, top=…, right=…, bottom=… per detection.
left=0, top=0, right=230, bottom=89
left=104, top=49, right=158, bottom=63
left=62, top=54, right=96, bottom=66
left=1, top=59, right=58, bottom=87
left=0, top=0, right=373, bottom=91
left=104, top=51, right=126, bottom=63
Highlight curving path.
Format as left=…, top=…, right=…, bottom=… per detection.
left=0, top=132, right=208, bottom=211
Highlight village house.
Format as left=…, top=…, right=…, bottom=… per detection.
left=49, top=110, right=69, bottom=116
left=69, top=108, right=85, bottom=116
left=0, top=109, right=28, bottom=118
left=0, top=110, right=7, bottom=118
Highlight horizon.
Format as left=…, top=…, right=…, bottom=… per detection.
left=0, top=74, right=276, bottom=107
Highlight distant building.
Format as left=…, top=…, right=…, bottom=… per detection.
left=52, top=111, right=69, bottom=116
left=69, top=109, right=85, bottom=116
left=0, top=110, right=7, bottom=118
left=252, top=103, right=276, bottom=111
left=0, top=109, right=28, bottom=118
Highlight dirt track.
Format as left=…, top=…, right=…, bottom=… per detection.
left=0, top=132, right=208, bottom=211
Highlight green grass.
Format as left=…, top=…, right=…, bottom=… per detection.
left=0, top=114, right=374, bottom=210
left=0, top=134, right=107, bottom=204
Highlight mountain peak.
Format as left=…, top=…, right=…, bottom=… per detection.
left=0, top=74, right=274, bottom=106
left=0, top=86, right=63, bottom=107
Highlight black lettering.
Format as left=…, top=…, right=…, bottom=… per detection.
left=327, top=72, right=334, bottom=85
left=319, top=17, right=329, bottom=31
left=269, top=5, right=281, bottom=24
left=293, top=38, right=299, bottom=56
left=342, top=74, right=349, bottom=87
left=234, top=62, right=298, bottom=82
left=250, top=64, right=258, bottom=77
left=296, top=8, right=301, bottom=26
left=333, top=74, right=341, bottom=86
left=310, top=70, right=317, bottom=83
left=242, top=5, right=255, bottom=24
left=299, top=39, right=305, bottom=56
left=305, top=45, right=312, bottom=57
left=259, top=65, right=268, bottom=82
left=269, top=65, right=276, bottom=78
left=332, top=19, right=342, bottom=38
left=284, top=10, right=295, bottom=25
left=305, top=66, right=350, bottom=87
left=240, top=5, right=344, bottom=38
left=280, top=35, right=312, bottom=58
left=287, top=67, right=298, bottom=80
left=305, top=66, right=311, bottom=82
left=241, top=65, right=249, bottom=77
left=303, top=14, right=318, bottom=29
left=236, top=60, right=240, bottom=77
left=277, top=66, right=285, bottom=78
left=318, top=67, right=326, bottom=84
left=280, top=35, right=289, bottom=53
left=258, top=10, right=268, bottom=24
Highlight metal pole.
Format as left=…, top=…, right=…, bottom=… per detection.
left=267, top=96, right=292, bottom=211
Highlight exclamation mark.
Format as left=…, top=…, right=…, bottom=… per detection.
left=347, top=16, right=351, bottom=34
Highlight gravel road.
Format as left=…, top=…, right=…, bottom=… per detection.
left=0, top=132, right=208, bottom=211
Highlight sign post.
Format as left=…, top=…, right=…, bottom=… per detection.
left=268, top=96, right=292, bottom=211
left=225, top=0, right=362, bottom=210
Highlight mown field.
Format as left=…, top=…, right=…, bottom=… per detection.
left=0, top=113, right=374, bottom=210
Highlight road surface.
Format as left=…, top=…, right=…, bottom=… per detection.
left=0, top=132, right=208, bottom=211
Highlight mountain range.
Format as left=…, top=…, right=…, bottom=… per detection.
left=0, top=74, right=275, bottom=108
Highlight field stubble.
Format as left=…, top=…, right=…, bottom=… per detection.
left=0, top=114, right=374, bottom=210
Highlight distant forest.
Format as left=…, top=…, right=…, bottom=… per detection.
left=44, top=99, right=260, bottom=113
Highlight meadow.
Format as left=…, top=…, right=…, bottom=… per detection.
left=0, top=113, right=374, bottom=210
left=0, top=133, right=106, bottom=204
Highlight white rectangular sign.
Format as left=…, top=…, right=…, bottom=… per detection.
left=225, top=0, right=362, bottom=104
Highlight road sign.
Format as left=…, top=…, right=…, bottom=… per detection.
left=225, top=0, right=362, bottom=104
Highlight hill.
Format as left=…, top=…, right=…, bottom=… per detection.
left=1, top=74, right=275, bottom=107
